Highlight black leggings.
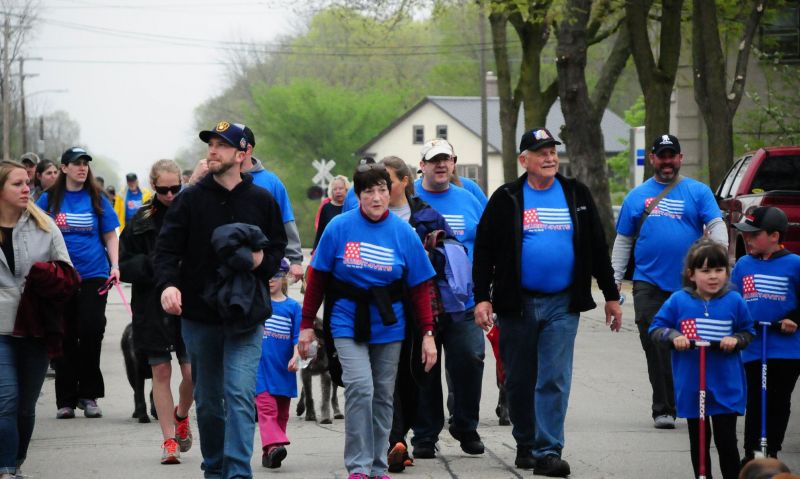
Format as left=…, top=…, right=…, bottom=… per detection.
left=743, top=359, right=800, bottom=456
left=687, top=413, right=740, bottom=479
left=54, top=277, right=109, bottom=408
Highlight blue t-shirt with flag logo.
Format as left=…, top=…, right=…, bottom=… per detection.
left=37, top=190, right=120, bottom=280
left=125, top=189, right=143, bottom=222
left=649, top=289, right=754, bottom=418
left=521, top=180, right=574, bottom=293
left=616, top=177, right=721, bottom=292
left=311, top=209, right=436, bottom=344
left=251, top=169, right=295, bottom=223
left=256, top=296, right=301, bottom=397
left=342, top=187, right=359, bottom=213
left=731, top=252, right=800, bottom=362
left=413, top=183, right=484, bottom=261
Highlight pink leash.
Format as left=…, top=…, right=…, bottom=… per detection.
left=114, top=282, right=133, bottom=317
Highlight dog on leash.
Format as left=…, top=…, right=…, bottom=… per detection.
left=120, top=323, right=157, bottom=423
left=295, top=318, right=343, bottom=424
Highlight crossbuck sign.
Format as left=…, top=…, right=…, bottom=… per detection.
left=312, top=158, right=336, bottom=189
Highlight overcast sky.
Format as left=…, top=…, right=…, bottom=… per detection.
left=24, top=0, right=298, bottom=184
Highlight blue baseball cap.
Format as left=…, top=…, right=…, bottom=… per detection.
left=60, top=147, right=92, bottom=165
left=199, top=121, right=248, bottom=151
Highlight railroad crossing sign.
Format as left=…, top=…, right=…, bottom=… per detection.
left=312, top=158, right=336, bottom=188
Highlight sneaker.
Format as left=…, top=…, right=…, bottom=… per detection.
left=534, top=455, right=571, bottom=478
left=387, top=442, right=407, bottom=473
left=515, top=446, right=536, bottom=469
left=412, top=442, right=437, bottom=459
left=370, top=475, right=391, bottom=479
left=653, top=415, right=675, bottom=429
left=449, top=427, right=484, bottom=455
left=347, top=474, right=369, bottom=479
left=174, top=408, right=193, bottom=453
left=0, top=473, right=15, bottom=479
left=262, top=446, right=287, bottom=469
left=77, top=399, right=102, bottom=418
left=403, top=456, right=414, bottom=468
left=161, top=438, right=181, bottom=464
left=56, top=407, right=75, bottom=419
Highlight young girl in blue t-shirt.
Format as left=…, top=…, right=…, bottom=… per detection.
left=255, top=260, right=301, bottom=469
left=649, top=238, right=754, bottom=479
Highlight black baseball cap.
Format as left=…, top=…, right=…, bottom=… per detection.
left=126, top=173, right=137, bottom=182
left=60, top=147, right=92, bottom=165
left=519, top=127, right=561, bottom=153
left=199, top=121, right=248, bottom=151
left=733, top=206, right=788, bottom=234
left=651, top=134, right=681, bottom=156
left=240, top=124, right=256, bottom=148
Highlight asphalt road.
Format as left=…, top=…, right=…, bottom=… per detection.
left=20, top=281, right=800, bottom=478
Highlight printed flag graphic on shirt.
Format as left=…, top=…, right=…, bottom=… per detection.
left=264, top=314, right=292, bottom=339
left=343, top=241, right=395, bottom=271
left=54, top=212, right=94, bottom=231
left=644, top=197, right=684, bottom=219
left=523, top=207, right=572, bottom=231
left=742, top=274, right=789, bottom=300
left=680, top=317, right=732, bottom=341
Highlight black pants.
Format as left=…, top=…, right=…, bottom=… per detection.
left=687, top=413, right=740, bottom=479
left=388, top=336, right=421, bottom=447
left=743, top=358, right=800, bottom=456
left=54, top=277, right=109, bottom=408
left=633, top=281, right=675, bottom=418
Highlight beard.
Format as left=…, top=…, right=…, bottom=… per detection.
left=208, top=154, right=236, bottom=175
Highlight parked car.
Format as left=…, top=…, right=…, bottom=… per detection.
left=716, top=146, right=800, bottom=262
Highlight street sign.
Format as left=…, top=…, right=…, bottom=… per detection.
left=312, top=158, right=336, bottom=188
left=630, top=126, right=646, bottom=187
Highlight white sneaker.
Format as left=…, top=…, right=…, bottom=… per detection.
left=654, top=415, right=676, bottom=429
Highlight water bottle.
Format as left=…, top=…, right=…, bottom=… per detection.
left=299, top=340, right=318, bottom=369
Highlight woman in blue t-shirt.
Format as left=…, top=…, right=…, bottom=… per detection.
left=298, top=163, right=438, bottom=479
left=36, top=147, right=120, bottom=420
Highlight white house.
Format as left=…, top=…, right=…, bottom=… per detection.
left=356, top=96, right=630, bottom=195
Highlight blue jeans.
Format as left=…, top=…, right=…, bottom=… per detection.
left=335, top=338, right=401, bottom=476
left=412, top=310, right=485, bottom=445
left=0, top=336, right=49, bottom=474
left=500, top=291, right=579, bottom=459
left=181, top=319, right=262, bottom=479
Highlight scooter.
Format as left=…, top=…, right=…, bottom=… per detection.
left=689, top=339, right=720, bottom=479
left=755, top=321, right=771, bottom=459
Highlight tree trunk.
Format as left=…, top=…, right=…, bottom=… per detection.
left=489, top=8, right=521, bottom=184
left=556, top=0, right=616, bottom=247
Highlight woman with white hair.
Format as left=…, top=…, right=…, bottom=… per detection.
left=312, top=175, right=350, bottom=253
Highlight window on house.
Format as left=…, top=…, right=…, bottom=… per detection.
left=456, top=164, right=483, bottom=187
left=436, top=125, right=448, bottom=140
left=413, top=125, right=424, bottom=144
left=759, top=2, right=800, bottom=61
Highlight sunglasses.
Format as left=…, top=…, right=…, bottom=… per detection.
left=154, top=185, right=181, bottom=195
left=356, top=163, right=386, bottom=173
left=423, top=155, right=456, bottom=164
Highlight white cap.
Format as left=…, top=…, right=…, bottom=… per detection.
left=420, top=138, right=454, bottom=161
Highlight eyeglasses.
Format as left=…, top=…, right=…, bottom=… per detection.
left=154, top=185, right=181, bottom=195
left=356, top=163, right=386, bottom=173
left=423, top=155, right=455, bottom=164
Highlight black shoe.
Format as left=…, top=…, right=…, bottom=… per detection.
left=514, top=447, right=536, bottom=469
left=413, top=442, right=437, bottom=459
left=262, top=446, right=287, bottom=468
left=449, top=427, right=485, bottom=455
left=534, top=455, right=571, bottom=477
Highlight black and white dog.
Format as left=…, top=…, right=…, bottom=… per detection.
left=295, top=318, right=343, bottom=424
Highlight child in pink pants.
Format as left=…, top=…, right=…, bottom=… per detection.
left=256, top=260, right=301, bottom=468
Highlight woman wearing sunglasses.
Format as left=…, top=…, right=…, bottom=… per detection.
left=119, top=159, right=194, bottom=465
left=36, top=147, right=120, bottom=420
left=0, top=160, right=72, bottom=479
left=298, top=162, right=438, bottom=479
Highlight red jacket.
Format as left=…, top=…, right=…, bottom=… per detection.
left=13, top=260, right=81, bottom=358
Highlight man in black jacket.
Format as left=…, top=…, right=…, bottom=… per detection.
left=472, top=127, right=621, bottom=477
left=155, top=120, right=287, bottom=479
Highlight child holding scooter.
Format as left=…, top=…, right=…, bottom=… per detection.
left=731, top=207, right=800, bottom=464
left=650, top=238, right=754, bottom=479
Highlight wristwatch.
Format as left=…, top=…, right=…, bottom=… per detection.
left=425, top=330, right=434, bottom=337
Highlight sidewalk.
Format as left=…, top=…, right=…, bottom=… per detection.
left=20, top=282, right=800, bottom=478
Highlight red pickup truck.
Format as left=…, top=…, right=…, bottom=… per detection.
left=716, top=146, right=800, bottom=262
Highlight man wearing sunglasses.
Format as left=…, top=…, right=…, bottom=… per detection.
left=154, top=120, right=287, bottom=479
left=410, top=138, right=487, bottom=460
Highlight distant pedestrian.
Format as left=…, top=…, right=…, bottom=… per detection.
left=119, top=159, right=194, bottom=465
left=155, top=121, right=286, bottom=479
left=37, top=147, right=121, bottom=420
left=730, top=207, right=800, bottom=464
left=256, top=259, right=301, bottom=469
left=312, top=175, right=349, bottom=253
left=0, top=160, right=74, bottom=479
left=181, top=169, right=192, bottom=185
left=32, top=159, right=58, bottom=201
left=473, top=127, right=621, bottom=476
left=19, top=153, right=39, bottom=182
left=650, top=238, right=753, bottom=479
left=116, top=172, right=152, bottom=231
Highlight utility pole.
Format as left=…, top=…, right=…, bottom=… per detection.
left=3, top=16, right=11, bottom=161
left=478, top=0, right=488, bottom=193
left=18, top=57, right=41, bottom=152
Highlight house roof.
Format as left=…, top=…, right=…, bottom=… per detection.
left=356, top=96, right=630, bottom=156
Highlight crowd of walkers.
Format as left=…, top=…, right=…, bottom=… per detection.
left=0, top=125, right=798, bottom=479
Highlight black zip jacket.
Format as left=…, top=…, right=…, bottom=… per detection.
left=154, top=173, right=287, bottom=324
left=473, top=173, right=619, bottom=316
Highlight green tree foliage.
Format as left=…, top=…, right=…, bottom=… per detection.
left=608, top=95, right=644, bottom=199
